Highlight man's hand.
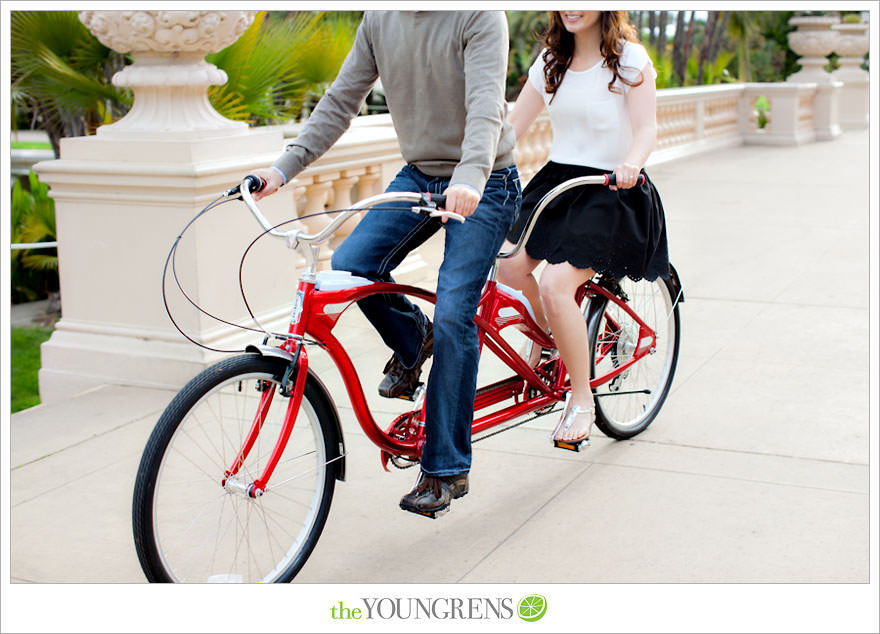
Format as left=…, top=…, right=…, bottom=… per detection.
left=441, top=184, right=481, bottom=219
left=248, top=168, right=284, bottom=201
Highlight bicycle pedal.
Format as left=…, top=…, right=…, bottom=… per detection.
left=553, top=438, right=589, bottom=452
left=394, top=382, right=425, bottom=402
left=400, top=504, right=449, bottom=519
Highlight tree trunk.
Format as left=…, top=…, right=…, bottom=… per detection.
left=697, top=11, right=719, bottom=85
left=683, top=11, right=696, bottom=84
left=648, top=11, right=656, bottom=45
left=708, top=12, right=731, bottom=63
left=656, top=11, right=668, bottom=59
left=672, top=11, right=686, bottom=85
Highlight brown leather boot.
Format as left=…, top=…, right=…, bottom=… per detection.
left=378, top=320, right=433, bottom=400
left=399, top=471, right=468, bottom=518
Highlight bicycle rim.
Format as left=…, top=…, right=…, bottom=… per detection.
left=590, top=277, right=680, bottom=438
left=146, top=363, right=331, bottom=582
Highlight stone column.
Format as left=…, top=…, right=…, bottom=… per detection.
left=786, top=15, right=843, bottom=141
left=35, top=11, right=295, bottom=402
left=832, top=20, right=870, bottom=130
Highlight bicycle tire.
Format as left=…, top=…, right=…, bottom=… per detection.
left=589, top=276, right=680, bottom=439
left=132, top=354, right=339, bottom=583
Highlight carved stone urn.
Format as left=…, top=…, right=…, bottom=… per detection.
left=832, top=20, right=870, bottom=81
left=78, top=10, right=255, bottom=138
left=786, top=15, right=840, bottom=84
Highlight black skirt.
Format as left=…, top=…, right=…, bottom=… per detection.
left=508, top=162, right=670, bottom=282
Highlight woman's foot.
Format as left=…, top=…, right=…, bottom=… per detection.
left=552, top=395, right=595, bottom=446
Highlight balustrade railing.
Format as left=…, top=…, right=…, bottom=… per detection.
left=276, top=82, right=822, bottom=214
left=249, top=81, right=835, bottom=273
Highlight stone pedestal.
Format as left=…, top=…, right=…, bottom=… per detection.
left=34, top=11, right=299, bottom=402
left=812, top=81, right=844, bottom=141
left=787, top=15, right=842, bottom=141
left=36, top=133, right=296, bottom=402
left=832, top=22, right=870, bottom=130
left=787, top=16, right=840, bottom=83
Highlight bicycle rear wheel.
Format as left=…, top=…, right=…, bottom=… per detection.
left=589, top=276, right=680, bottom=439
left=132, top=354, right=339, bottom=583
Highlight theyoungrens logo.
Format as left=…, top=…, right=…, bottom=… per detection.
left=330, top=595, right=546, bottom=622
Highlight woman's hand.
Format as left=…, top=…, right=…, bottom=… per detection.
left=248, top=168, right=284, bottom=201
left=610, top=163, right=641, bottom=191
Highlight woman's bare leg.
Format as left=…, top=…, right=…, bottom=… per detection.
left=496, top=241, right=548, bottom=365
left=539, top=261, right=596, bottom=441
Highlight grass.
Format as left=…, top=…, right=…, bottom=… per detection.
left=11, top=325, right=53, bottom=413
left=11, top=140, right=53, bottom=150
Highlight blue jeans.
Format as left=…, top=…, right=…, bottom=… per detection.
left=332, top=164, right=521, bottom=476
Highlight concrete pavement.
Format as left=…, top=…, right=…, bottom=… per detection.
left=9, top=130, right=872, bottom=587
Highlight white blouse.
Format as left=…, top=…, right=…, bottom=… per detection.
left=528, top=40, right=656, bottom=170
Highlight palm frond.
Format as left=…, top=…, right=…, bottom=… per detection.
left=207, top=11, right=358, bottom=125
left=21, top=253, right=59, bottom=272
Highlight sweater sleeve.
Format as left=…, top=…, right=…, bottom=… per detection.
left=449, top=11, right=510, bottom=194
left=272, top=15, right=379, bottom=182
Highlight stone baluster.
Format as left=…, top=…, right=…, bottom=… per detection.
left=292, top=176, right=335, bottom=268
left=832, top=19, right=869, bottom=130
left=786, top=14, right=842, bottom=141
left=357, top=165, right=383, bottom=198
left=329, top=168, right=365, bottom=251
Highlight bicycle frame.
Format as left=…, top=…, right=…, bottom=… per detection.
left=225, top=178, right=661, bottom=493
left=224, top=273, right=657, bottom=494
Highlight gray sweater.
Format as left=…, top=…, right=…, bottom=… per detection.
left=272, top=11, right=516, bottom=195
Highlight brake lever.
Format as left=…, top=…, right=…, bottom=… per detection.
left=411, top=206, right=466, bottom=223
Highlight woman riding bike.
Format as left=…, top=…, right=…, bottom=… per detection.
left=497, top=10, right=671, bottom=449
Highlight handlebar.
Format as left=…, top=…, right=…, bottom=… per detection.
left=605, top=173, right=646, bottom=188
left=233, top=177, right=463, bottom=248
left=232, top=170, right=641, bottom=260
left=497, top=172, right=646, bottom=260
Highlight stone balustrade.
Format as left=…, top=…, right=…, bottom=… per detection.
left=280, top=81, right=834, bottom=210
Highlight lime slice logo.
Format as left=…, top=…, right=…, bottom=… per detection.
left=517, top=594, right=547, bottom=622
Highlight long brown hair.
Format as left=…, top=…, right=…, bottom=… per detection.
left=541, top=11, right=643, bottom=101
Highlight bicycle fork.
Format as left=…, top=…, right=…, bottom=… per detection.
left=222, top=344, right=310, bottom=498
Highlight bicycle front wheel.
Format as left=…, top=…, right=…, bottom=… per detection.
left=589, top=276, right=681, bottom=439
left=132, top=354, right=339, bottom=583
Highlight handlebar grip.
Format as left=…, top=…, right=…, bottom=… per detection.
left=226, top=175, right=266, bottom=197
left=422, top=192, right=447, bottom=208
left=244, top=174, right=266, bottom=193
left=605, top=173, right=646, bottom=187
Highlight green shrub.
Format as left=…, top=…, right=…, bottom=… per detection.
left=11, top=326, right=53, bottom=413
left=10, top=170, right=58, bottom=304
left=753, top=95, right=770, bottom=128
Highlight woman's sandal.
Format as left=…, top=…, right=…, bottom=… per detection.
left=551, top=394, right=595, bottom=452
